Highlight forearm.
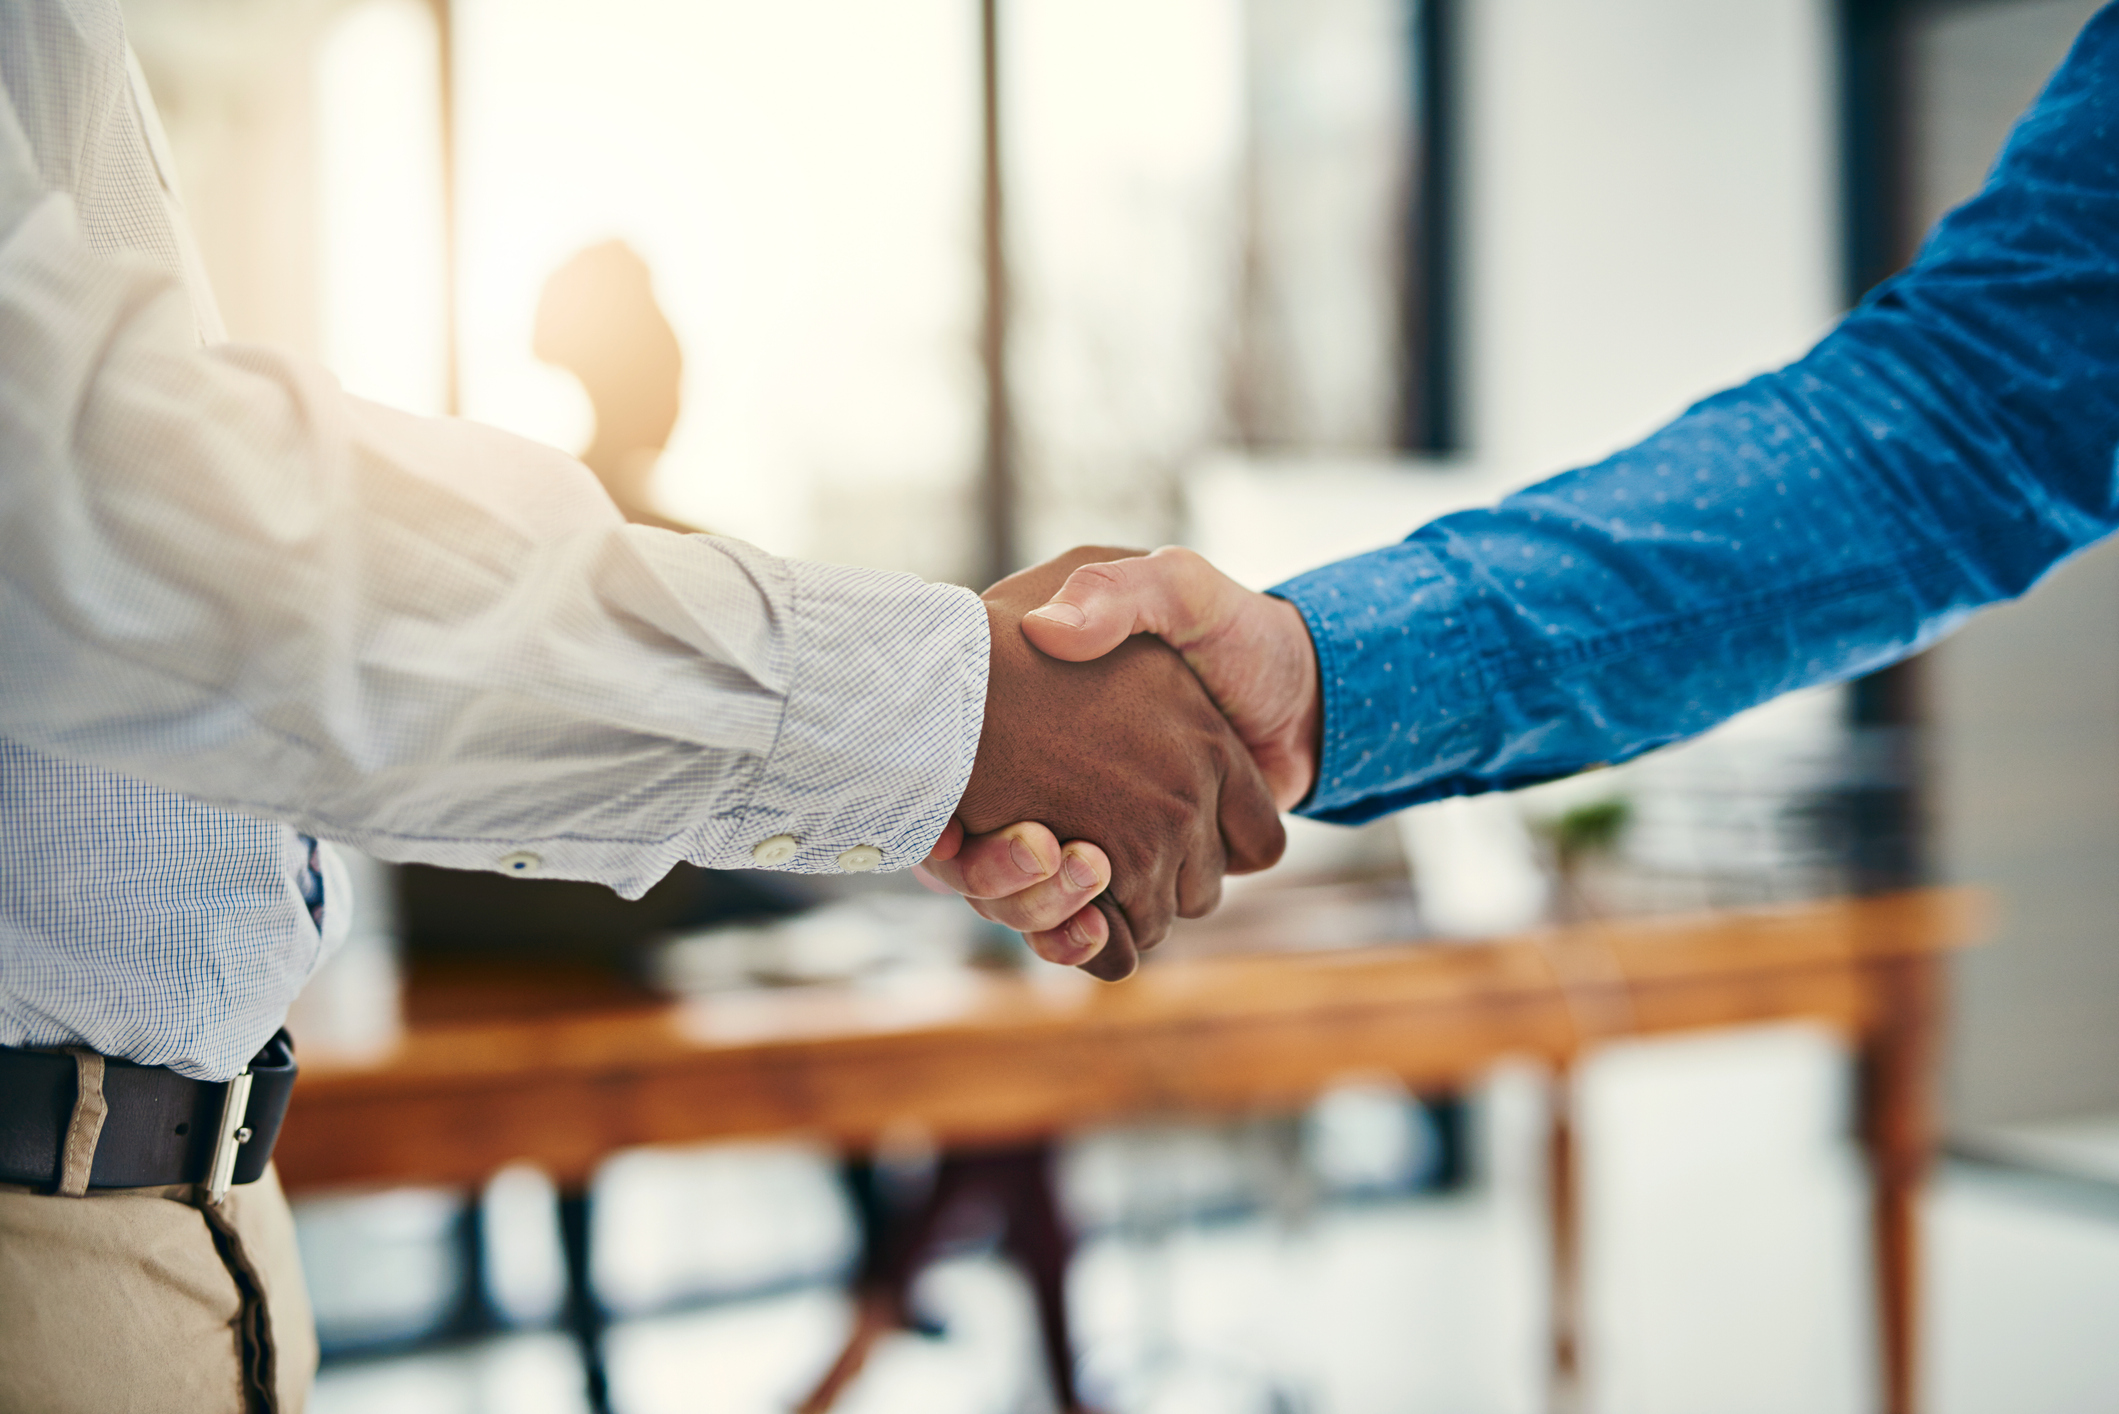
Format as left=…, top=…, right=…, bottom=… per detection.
left=1276, top=7, right=2119, bottom=822
left=1278, top=370, right=2004, bottom=820
left=0, top=176, right=988, bottom=895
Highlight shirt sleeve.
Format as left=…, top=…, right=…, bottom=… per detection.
left=1273, top=6, right=2119, bottom=825
left=0, top=71, right=990, bottom=898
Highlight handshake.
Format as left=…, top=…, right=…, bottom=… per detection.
left=921, top=545, right=1323, bottom=981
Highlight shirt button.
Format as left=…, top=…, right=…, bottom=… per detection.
left=499, top=851, right=542, bottom=877
left=836, top=845, right=883, bottom=873
left=751, top=834, right=800, bottom=867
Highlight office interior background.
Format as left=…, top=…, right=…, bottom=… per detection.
left=117, top=0, right=2119, bottom=1410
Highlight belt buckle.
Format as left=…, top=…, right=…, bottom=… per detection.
left=204, top=1068, right=255, bottom=1206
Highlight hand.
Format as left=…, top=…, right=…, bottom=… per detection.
left=950, top=547, right=1287, bottom=980
left=1021, top=546, right=1322, bottom=809
left=922, top=546, right=1316, bottom=968
left=918, top=820, right=1114, bottom=967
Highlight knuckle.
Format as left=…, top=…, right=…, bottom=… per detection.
left=1083, top=941, right=1137, bottom=981
left=1019, top=896, right=1074, bottom=932
left=1026, top=930, right=1079, bottom=965
left=986, top=891, right=1055, bottom=931
left=1070, top=560, right=1132, bottom=595
left=963, top=842, right=1039, bottom=895
left=1179, top=883, right=1223, bottom=919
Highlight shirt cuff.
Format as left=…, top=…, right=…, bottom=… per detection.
left=1270, top=541, right=1497, bottom=824
left=703, top=557, right=990, bottom=874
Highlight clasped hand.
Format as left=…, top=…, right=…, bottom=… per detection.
left=923, top=546, right=1320, bottom=979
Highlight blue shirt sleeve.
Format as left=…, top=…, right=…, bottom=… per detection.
left=1273, top=5, right=2119, bottom=825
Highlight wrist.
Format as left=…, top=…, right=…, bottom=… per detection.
left=954, top=597, right=1034, bottom=830
left=1262, top=593, right=1322, bottom=809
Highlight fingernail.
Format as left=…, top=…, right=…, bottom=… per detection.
left=1026, top=603, right=1086, bottom=628
left=1065, top=916, right=1100, bottom=957
left=1064, top=850, right=1100, bottom=891
left=1009, top=836, right=1046, bottom=877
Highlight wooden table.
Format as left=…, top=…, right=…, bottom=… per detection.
left=279, top=887, right=1985, bottom=1414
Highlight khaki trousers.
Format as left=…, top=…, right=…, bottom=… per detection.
left=0, top=1165, right=317, bottom=1414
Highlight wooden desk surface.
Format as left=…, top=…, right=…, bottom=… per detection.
left=276, top=888, right=1986, bottom=1193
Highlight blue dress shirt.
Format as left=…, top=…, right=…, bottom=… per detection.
left=1276, top=5, right=2119, bottom=824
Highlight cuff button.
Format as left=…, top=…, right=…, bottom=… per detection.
left=836, top=844, right=883, bottom=874
left=751, top=834, right=800, bottom=867
left=499, top=851, right=542, bottom=877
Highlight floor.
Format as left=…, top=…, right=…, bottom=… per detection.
left=305, top=1026, right=2119, bottom=1414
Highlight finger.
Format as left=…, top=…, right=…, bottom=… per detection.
left=1174, top=768, right=1229, bottom=922
left=925, top=817, right=965, bottom=864
left=1103, top=847, right=1177, bottom=958
left=926, top=822, right=1064, bottom=899
left=1218, top=743, right=1288, bottom=876
left=1020, top=547, right=1231, bottom=662
left=1079, top=897, right=1140, bottom=981
left=1024, top=902, right=1110, bottom=967
left=1175, top=847, right=1225, bottom=920
left=975, top=842, right=1112, bottom=934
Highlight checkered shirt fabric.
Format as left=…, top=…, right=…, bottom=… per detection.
left=0, top=0, right=989, bottom=1080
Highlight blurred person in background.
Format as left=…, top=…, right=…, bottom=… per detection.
left=533, top=238, right=697, bottom=533
left=937, top=5, right=2119, bottom=964
left=0, top=4, right=1280, bottom=1410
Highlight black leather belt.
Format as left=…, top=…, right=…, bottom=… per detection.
left=0, top=1030, right=296, bottom=1195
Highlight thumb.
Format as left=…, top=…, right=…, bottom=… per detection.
left=1021, top=548, right=1223, bottom=662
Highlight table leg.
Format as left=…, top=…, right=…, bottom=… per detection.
left=1548, top=1065, right=1583, bottom=1414
left=1861, top=954, right=1942, bottom=1414
left=558, top=1183, right=614, bottom=1414
left=994, top=1145, right=1082, bottom=1411
left=797, top=1143, right=1090, bottom=1413
left=796, top=1154, right=947, bottom=1414
left=1424, top=1092, right=1472, bottom=1192
left=441, top=1185, right=505, bottom=1339
left=795, top=1291, right=898, bottom=1414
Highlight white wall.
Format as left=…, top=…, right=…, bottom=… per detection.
left=1463, top=0, right=1840, bottom=490
left=1192, top=0, right=1844, bottom=546
left=1912, top=0, right=2119, bottom=1128
left=450, top=0, right=982, bottom=567
left=123, top=0, right=341, bottom=353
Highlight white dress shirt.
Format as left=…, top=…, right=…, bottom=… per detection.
left=0, top=0, right=990, bottom=1077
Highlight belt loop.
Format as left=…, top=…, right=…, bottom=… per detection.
left=56, top=1049, right=108, bottom=1197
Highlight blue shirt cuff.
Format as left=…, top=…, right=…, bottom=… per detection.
left=1270, top=541, right=1498, bottom=825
